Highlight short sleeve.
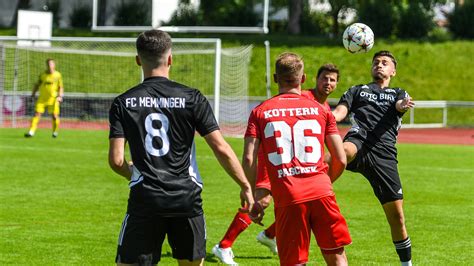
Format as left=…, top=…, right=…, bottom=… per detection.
left=109, top=98, right=125, bottom=139
left=396, top=88, right=409, bottom=101
left=245, top=108, right=259, bottom=138
left=325, top=111, right=339, bottom=136
left=337, top=86, right=357, bottom=111
left=194, top=92, right=220, bottom=136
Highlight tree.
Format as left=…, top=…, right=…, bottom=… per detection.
left=98, top=0, right=107, bottom=26
left=448, top=0, right=474, bottom=38
left=357, top=0, right=400, bottom=38
left=288, top=0, right=304, bottom=34
left=45, top=0, right=61, bottom=28
left=114, top=0, right=150, bottom=26
left=326, top=0, right=354, bottom=37
left=70, top=3, right=92, bottom=28
left=10, top=0, right=31, bottom=27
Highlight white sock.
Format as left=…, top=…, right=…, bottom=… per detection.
left=401, top=260, right=412, bottom=266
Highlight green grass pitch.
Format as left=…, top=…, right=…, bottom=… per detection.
left=0, top=128, right=473, bottom=265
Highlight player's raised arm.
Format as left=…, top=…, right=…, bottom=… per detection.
left=108, top=137, right=132, bottom=180
left=325, top=134, right=347, bottom=183
left=332, top=103, right=349, bottom=122
left=204, top=130, right=255, bottom=210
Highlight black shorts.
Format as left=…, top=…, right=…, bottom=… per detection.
left=344, top=135, right=403, bottom=205
left=115, top=213, right=206, bottom=264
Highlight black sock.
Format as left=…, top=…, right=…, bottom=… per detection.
left=393, top=237, right=411, bottom=262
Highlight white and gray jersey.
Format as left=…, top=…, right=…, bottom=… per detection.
left=338, top=83, right=409, bottom=156
left=109, top=76, right=219, bottom=217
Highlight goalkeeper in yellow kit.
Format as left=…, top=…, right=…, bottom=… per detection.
left=25, top=58, right=64, bottom=138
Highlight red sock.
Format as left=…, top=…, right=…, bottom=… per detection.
left=264, top=222, right=276, bottom=239
left=219, top=211, right=252, bottom=248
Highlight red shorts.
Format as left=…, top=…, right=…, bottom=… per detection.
left=255, top=149, right=271, bottom=191
left=274, top=195, right=352, bottom=265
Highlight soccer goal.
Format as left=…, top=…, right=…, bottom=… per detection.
left=0, top=37, right=253, bottom=136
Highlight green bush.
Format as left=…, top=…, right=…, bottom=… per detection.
left=300, top=4, right=332, bottom=36
left=165, top=3, right=200, bottom=26
left=428, top=27, right=452, bottom=42
left=448, top=1, right=474, bottom=39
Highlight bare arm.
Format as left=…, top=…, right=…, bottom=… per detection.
left=241, top=137, right=260, bottom=194
left=204, top=130, right=254, bottom=210
left=325, top=134, right=347, bottom=182
left=57, top=86, right=64, bottom=103
left=242, top=136, right=265, bottom=225
left=108, top=137, right=132, bottom=180
left=396, top=97, right=415, bottom=113
left=332, top=104, right=349, bottom=123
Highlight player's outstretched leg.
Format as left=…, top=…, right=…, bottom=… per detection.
left=383, top=200, right=412, bottom=266
left=256, top=222, right=277, bottom=255
left=212, top=211, right=252, bottom=265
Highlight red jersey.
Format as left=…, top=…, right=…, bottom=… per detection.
left=246, top=93, right=339, bottom=208
left=301, top=89, right=332, bottom=112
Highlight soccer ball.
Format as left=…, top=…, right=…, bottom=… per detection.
left=342, top=23, right=374, bottom=54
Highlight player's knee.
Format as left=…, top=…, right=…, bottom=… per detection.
left=386, top=210, right=405, bottom=228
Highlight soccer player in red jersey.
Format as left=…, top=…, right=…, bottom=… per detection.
left=244, top=53, right=351, bottom=265
left=212, top=64, right=343, bottom=265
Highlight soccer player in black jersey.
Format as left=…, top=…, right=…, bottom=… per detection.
left=333, top=51, right=415, bottom=266
left=108, top=30, right=257, bottom=266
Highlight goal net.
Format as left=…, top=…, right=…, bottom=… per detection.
left=0, top=37, right=252, bottom=136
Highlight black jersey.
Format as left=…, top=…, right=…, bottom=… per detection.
left=109, top=76, right=219, bottom=217
left=338, top=83, right=409, bottom=157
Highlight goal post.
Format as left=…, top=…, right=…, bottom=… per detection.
left=0, top=36, right=252, bottom=136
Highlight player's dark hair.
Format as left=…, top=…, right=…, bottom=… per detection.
left=373, top=50, right=397, bottom=68
left=317, top=63, right=339, bottom=81
left=136, top=30, right=172, bottom=68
